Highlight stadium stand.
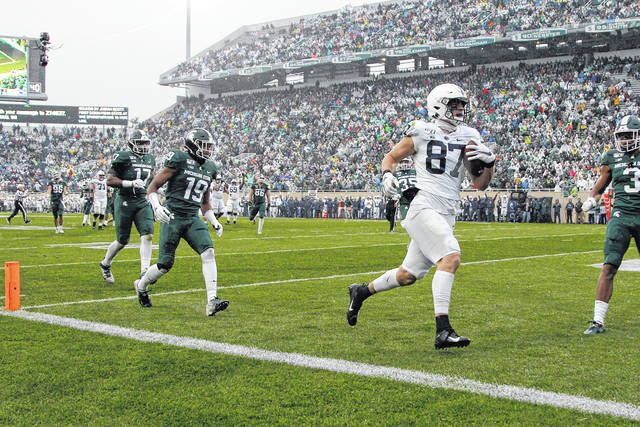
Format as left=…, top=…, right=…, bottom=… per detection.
left=2, top=54, right=638, bottom=196
left=161, top=0, right=640, bottom=82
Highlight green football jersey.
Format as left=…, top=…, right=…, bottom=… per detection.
left=48, top=180, right=67, bottom=202
left=395, top=168, right=417, bottom=198
left=164, top=150, right=218, bottom=216
left=252, top=182, right=269, bottom=204
left=601, top=149, right=640, bottom=214
left=111, top=150, right=156, bottom=199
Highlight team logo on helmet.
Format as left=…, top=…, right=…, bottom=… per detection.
left=185, top=128, right=215, bottom=164
left=129, top=129, right=151, bottom=155
left=614, top=115, right=640, bottom=153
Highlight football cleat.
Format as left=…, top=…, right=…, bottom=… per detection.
left=100, top=263, right=115, bottom=284
left=346, top=283, right=369, bottom=326
left=59, top=227, right=64, bottom=234
left=206, top=298, right=229, bottom=316
left=584, top=321, right=605, bottom=335
left=134, top=280, right=152, bottom=308
left=25, top=219, right=31, bottom=224
left=435, top=328, right=471, bottom=350
left=6, top=217, right=11, bottom=224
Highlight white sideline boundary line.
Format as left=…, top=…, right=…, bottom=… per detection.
left=20, top=250, right=601, bottom=310
left=1, top=309, right=639, bottom=421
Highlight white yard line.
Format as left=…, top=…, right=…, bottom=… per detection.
left=0, top=231, right=601, bottom=252
left=1, top=309, right=639, bottom=421
left=21, top=270, right=388, bottom=309
left=0, top=243, right=406, bottom=270
left=19, top=250, right=601, bottom=310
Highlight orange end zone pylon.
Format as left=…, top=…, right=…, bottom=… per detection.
left=4, top=261, right=20, bottom=310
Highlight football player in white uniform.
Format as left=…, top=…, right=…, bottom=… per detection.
left=209, top=176, right=226, bottom=219
left=225, top=177, right=243, bottom=224
left=91, top=171, right=108, bottom=230
left=346, top=84, right=495, bottom=350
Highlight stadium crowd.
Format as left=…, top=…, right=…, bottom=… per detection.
left=164, top=0, right=640, bottom=81
left=1, top=55, right=639, bottom=197
left=147, top=55, right=640, bottom=193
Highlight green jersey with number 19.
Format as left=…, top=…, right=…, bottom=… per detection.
left=111, top=151, right=156, bottom=199
left=164, top=150, right=218, bottom=216
left=601, top=149, right=640, bottom=214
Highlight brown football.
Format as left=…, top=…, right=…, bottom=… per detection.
left=465, top=141, right=486, bottom=177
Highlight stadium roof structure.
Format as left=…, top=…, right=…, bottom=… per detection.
left=158, top=2, right=640, bottom=95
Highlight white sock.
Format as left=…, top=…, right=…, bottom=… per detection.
left=258, top=217, right=265, bottom=234
left=432, top=270, right=454, bottom=315
left=594, top=300, right=608, bottom=325
left=226, top=212, right=231, bottom=222
left=102, top=240, right=125, bottom=266
left=137, top=264, right=166, bottom=291
left=139, top=234, right=153, bottom=274
left=201, top=248, right=218, bottom=301
left=372, top=268, right=400, bottom=293
left=83, top=214, right=89, bottom=224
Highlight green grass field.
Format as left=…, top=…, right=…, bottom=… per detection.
left=1, top=214, right=639, bottom=425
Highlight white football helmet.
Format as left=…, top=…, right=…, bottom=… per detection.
left=97, top=171, right=106, bottom=180
left=426, top=83, right=470, bottom=126
left=614, top=115, right=640, bottom=152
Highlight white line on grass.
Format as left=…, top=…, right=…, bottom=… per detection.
left=0, top=231, right=601, bottom=252
left=21, top=270, right=387, bottom=309
left=0, top=230, right=602, bottom=266
left=0, top=243, right=406, bottom=270
left=1, top=309, right=638, bottom=421
left=20, top=250, right=601, bottom=310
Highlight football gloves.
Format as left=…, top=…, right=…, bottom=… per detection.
left=582, top=197, right=597, bottom=212
left=382, top=171, right=399, bottom=198
left=148, top=192, right=173, bottom=224
left=466, top=140, right=496, bottom=165
left=204, top=209, right=223, bottom=237
left=122, top=179, right=146, bottom=190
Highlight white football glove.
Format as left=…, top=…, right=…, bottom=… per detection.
left=148, top=192, right=173, bottom=224
left=582, top=197, right=597, bottom=212
left=131, top=179, right=146, bottom=190
left=466, top=140, right=496, bottom=165
left=382, top=171, right=399, bottom=198
left=204, top=209, right=223, bottom=237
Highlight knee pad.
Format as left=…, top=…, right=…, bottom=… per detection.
left=117, top=237, right=130, bottom=246
left=140, top=234, right=153, bottom=242
left=200, top=247, right=215, bottom=264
